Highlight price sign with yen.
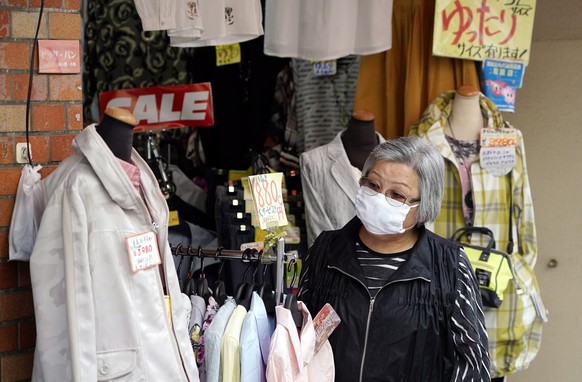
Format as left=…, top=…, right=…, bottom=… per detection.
left=248, top=172, right=288, bottom=230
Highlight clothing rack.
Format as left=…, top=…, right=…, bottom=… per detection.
left=170, top=238, right=291, bottom=304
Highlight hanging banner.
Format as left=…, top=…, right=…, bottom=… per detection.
left=99, top=83, right=214, bottom=132
left=433, top=0, right=536, bottom=63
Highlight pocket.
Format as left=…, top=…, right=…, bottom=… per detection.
left=96, top=348, right=137, bottom=381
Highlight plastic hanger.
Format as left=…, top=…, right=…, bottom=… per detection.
left=284, top=259, right=302, bottom=329
left=213, top=248, right=228, bottom=306
left=195, top=247, right=211, bottom=303
left=235, top=248, right=258, bottom=310
left=258, top=261, right=276, bottom=314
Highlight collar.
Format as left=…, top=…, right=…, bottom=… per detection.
left=327, top=217, right=433, bottom=284
left=274, top=301, right=316, bottom=373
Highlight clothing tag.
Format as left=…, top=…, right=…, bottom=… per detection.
left=480, top=128, right=517, bottom=175
left=216, top=43, right=241, bottom=66
left=313, top=303, right=341, bottom=354
left=480, top=146, right=516, bottom=176
left=313, top=60, right=337, bottom=76
left=168, top=210, right=180, bottom=227
left=126, top=231, right=162, bottom=273
left=480, top=127, right=518, bottom=147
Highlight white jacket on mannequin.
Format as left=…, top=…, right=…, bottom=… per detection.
left=300, top=130, right=385, bottom=245
left=30, top=124, right=199, bottom=381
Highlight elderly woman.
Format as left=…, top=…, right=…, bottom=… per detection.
left=298, top=136, right=490, bottom=382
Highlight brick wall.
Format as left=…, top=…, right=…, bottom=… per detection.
left=0, top=1, right=82, bottom=381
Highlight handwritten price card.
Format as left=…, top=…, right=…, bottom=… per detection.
left=125, top=231, right=161, bottom=273
left=248, top=173, right=288, bottom=230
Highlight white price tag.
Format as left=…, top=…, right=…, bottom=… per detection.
left=313, top=60, right=337, bottom=76
left=126, top=231, right=162, bottom=273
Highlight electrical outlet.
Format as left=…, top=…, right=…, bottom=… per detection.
left=16, top=143, right=32, bottom=164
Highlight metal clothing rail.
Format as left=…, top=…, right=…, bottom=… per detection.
left=170, top=238, right=291, bottom=303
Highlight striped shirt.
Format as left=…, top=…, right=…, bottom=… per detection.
left=356, top=240, right=410, bottom=297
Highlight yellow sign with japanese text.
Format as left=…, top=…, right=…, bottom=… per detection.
left=433, top=0, right=536, bottom=63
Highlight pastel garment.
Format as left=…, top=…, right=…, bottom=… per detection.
left=240, top=292, right=272, bottom=382
left=29, top=124, right=199, bottom=381
left=204, top=298, right=237, bottom=382
left=264, top=0, right=393, bottom=60
left=266, top=302, right=334, bottom=382
left=300, top=130, right=385, bottom=245
left=221, top=305, right=248, bottom=382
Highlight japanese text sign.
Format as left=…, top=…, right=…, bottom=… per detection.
left=433, top=0, right=536, bottom=63
left=248, top=173, right=288, bottom=230
left=99, top=83, right=214, bottom=132
left=38, top=40, right=81, bottom=74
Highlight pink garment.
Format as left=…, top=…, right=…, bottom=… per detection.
left=266, top=302, right=334, bottom=382
left=117, top=158, right=141, bottom=193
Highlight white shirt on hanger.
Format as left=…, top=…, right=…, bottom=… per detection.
left=264, top=0, right=393, bottom=61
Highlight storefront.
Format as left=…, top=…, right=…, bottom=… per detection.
left=0, top=1, right=579, bottom=381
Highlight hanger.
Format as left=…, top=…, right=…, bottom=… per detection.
left=181, top=246, right=196, bottom=295
left=196, top=247, right=211, bottom=303
left=213, top=247, right=228, bottom=306
left=259, top=262, right=276, bottom=314
left=283, top=259, right=303, bottom=329
left=234, top=248, right=258, bottom=310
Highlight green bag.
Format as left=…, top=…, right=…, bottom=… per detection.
left=450, top=226, right=513, bottom=308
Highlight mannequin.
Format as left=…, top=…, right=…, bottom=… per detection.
left=96, top=107, right=138, bottom=162
left=444, top=85, right=484, bottom=141
left=341, top=109, right=378, bottom=170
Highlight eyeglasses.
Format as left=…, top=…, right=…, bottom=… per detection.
left=359, top=177, right=420, bottom=207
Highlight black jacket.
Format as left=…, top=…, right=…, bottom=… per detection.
left=298, top=217, right=462, bottom=382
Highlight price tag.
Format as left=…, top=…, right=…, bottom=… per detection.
left=168, top=210, right=180, bottom=227
left=216, top=43, right=241, bottom=66
left=125, top=231, right=162, bottom=273
left=313, top=60, right=337, bottom=76
left=480, top=146, right=516, bottom=176
left=480, top=128, right=518, bottom=147
left=248, top=172, right=288, bottom=230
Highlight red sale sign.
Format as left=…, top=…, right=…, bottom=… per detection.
left=99, top=83, right=214, bottom=132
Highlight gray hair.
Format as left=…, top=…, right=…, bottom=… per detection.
left=361, top=136, right=444, bottom=224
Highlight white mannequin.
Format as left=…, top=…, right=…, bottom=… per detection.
left=444, top=85, right=484, bottom=141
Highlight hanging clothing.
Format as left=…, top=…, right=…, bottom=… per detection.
left=264, top=0, right=393, bottom=61
left=266, top=302, right=335, bottom=382
left=170, top=0, right=264, bottom=47
left=220, top=305, right=248, bottom=382
left=292, top=56, right=360, bottom=153
left=29, top=124, right=199, bottom=381
left=300, top=130, right=386, bottom=245
left=353, top=0, right=480, bottom=139
left=83, top=0, right=194, bottom=124
left=240, top=292, right=272, bottom=382
left=205, top=298, right=237, bottom=382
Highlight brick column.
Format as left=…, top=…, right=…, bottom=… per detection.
left=0, top=1, right=82, bottom=381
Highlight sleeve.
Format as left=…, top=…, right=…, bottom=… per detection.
left=451, top=249, right=491, bottom=382
left=30, top=188, right=98, bottom=381
left=63, top=189, right=99, bottom=380
left=299, top=154, right=334, bottom=245
left=513, top=131, right=538, bottom=268
left=297, top=233, right=329, bottom=315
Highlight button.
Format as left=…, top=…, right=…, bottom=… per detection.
left=99, top=363, right=110, bottom=375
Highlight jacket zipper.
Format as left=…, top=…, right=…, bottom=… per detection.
left=328, top=265, right=430, bottom=382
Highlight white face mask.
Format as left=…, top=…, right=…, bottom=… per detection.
left=355, top=188, right=417, bottom=235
